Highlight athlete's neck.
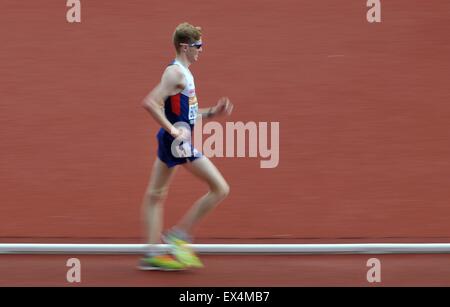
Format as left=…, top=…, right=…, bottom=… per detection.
left=175, top=54, right=191, bottom=68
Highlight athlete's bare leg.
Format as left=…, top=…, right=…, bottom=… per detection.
left=175, top=156, right=230, bottom=234
left=141, top=158, right=177, bottom=245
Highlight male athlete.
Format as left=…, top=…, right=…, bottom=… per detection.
left=139, top=22, right=233, bottom=270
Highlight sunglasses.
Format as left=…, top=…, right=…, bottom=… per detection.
left=181, top=42, right=203, bottom=49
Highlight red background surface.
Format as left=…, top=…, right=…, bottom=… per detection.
left=1, top=0, right=450, bottom=285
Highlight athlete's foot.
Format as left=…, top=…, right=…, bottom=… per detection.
left=162, top=228, right=204, bottom=268
left=138, top=254, right=187, bottom=271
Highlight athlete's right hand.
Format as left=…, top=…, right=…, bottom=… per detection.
left=170, top=126, right=191, bottom=140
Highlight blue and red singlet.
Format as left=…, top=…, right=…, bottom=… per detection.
left=156, top=59, right=202, bottom=167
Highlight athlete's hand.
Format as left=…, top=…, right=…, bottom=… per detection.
left=170, top=126, right=191, bottom=140
left=213, top=97, right=233, bottom=117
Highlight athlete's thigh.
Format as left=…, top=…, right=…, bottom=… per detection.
left=182, top=156, right=227, bottom=189
left=146, top=157, right=177, bottom=194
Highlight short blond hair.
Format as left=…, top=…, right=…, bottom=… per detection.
left=173, top=22, right=202, bottom=53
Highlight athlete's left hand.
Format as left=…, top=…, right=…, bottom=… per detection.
left=213, top=97, right=233, bottom=117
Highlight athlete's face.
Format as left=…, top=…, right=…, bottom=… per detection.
left=186, top=38, right=203, bottom=62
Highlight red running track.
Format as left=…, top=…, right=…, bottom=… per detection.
left=1, top=254, right=450, bottom=286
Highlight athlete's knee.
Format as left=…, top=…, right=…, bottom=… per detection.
left=145, top=186, right=169, bottom=203
left=212, top=181, right=230, bottom=200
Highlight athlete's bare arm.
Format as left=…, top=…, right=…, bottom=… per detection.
left=142, top=66, right=187, bottom=138
left=198, top=97, right=234, bottom=119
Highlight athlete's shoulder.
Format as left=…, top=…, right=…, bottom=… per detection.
left=162, top=64, right=184, bottom=83
left=159, top=63, right=185, bottom=92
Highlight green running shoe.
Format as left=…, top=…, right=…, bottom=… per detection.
left=163, top=231, right=204, bottom=268
left=138, top=254, right=187, bottom=271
